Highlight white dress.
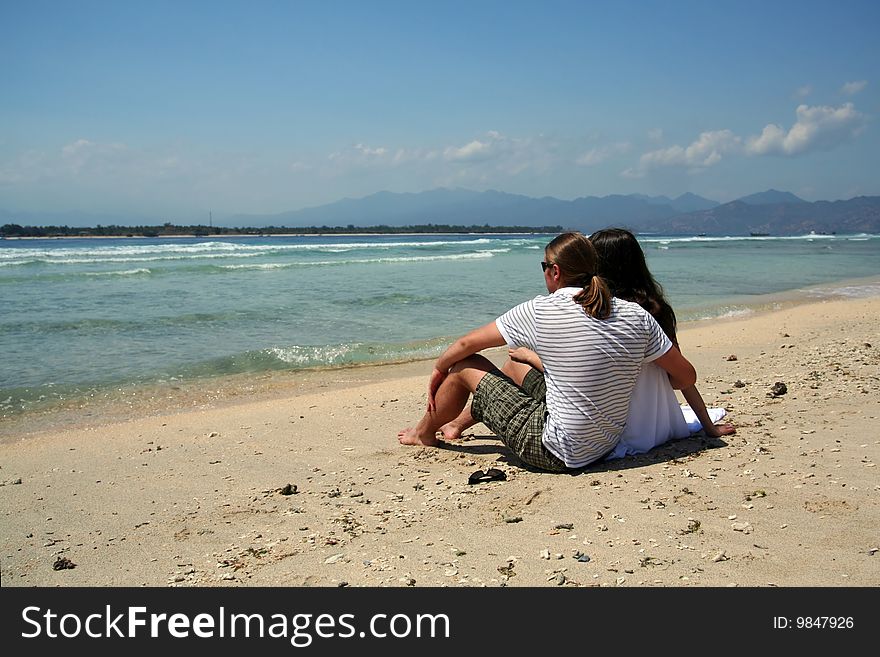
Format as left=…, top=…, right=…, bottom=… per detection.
left=605, top=362, right=727, bottom=460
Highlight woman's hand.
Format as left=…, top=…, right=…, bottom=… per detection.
left=509, top=347, right=541, bottom=370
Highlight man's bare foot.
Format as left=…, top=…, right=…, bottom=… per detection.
left=397, top=427, right=440, bottom=447
left=438, top=420, right=465, bottom=441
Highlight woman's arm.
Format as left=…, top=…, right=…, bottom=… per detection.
left=652, top=346, right=696, bottom=390
left=508, top=346, right=543, bottom=371
left=680, top=385, right=736, bottom=437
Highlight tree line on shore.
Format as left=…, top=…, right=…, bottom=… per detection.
left=0, top=222, right=564, bottom=238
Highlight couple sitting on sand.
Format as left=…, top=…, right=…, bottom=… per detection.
left=398, top=229, right=735, bottom=472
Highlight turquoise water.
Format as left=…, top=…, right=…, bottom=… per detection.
left=2, top=232, right=879, bottom=416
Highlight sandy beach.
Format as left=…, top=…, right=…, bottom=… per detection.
left=1, top=295, right=878, bottom=588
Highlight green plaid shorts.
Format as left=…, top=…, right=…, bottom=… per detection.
left=471, top=368, right=569, bottom=472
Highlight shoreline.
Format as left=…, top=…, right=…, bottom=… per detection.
left=3, top=273, right=880, bottom=442
left=1, top=293, right=878, bottom=587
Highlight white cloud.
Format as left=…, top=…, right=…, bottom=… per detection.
left=443, top=137, right=497, bottom=162
left=745, top=103, right=866, bottom=156
left=746, top=123, right=786, bottom=155
left=439, top=131, right=556, bottom=176
left=637, top=130, right=741, bottom=171
left=325, top=142, right=419, bottom=172
left=354, top=143, right=387, bottom=157
left=841, top=80, right=867, bottom=95
left=320, top=132, right=551, bottom=185
left=328, top=143, right=391, bottom=163
left=0, top=139, right=136, bottom=185
left=61, top=138, right=94, bottom=157
left=626, top=102, right=868, bottom=178
left=575, top=142, right=631, bottom=166
left=59, top=138, right=128, bottom=174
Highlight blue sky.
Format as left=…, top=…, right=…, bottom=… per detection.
left=1, top=0, right=878, bottom=221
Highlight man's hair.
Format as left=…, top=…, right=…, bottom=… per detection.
left=545, top=232, right=612, bottom=319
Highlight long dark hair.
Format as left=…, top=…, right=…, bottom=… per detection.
left=545, top=232, right=612, bottom=320
left=589, top=228, right=677, bottom=342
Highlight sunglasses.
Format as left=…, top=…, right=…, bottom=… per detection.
left=541, top=261, right=553, bottom=272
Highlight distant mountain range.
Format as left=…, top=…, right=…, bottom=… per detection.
left=224, top=188, right=879, bottom=235
left=226, top=189, right=701, bottom=231
left=3, top=188, right=879, bottom=235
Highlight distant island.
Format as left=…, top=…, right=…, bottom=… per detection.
left=0, top=222, right=565, bottom=239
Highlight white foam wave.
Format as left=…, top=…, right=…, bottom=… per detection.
left=695, top=307, right=754, bottom=321
left=0, top=237, right=523, bottom=267
left=0, top=241, right=238, bottom=260
left=266, top=344, right=356, bottom=365
left=0, top=237, right=504, bottom=261
left=806, top=284, right=880, bottom=299
left=263, top=339, right=446, bottom=367
left=639, top=234, right=878, bottom=244
left=379, top=252, right=495, bottom=262
left=83, top=268, right=151, bottom=277
left=221, top=263, right=290, bottom=270
left=219, top=251, right=497, bottom=270
left=0, top=252, right=266, bottom=266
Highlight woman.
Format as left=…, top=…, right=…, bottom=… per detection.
left=397, top=232, right=696, bottom=471
left=588, top=228, right=734, bottom=458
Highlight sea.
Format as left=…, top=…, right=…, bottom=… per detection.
left=2, top=232, right=879, bottom=421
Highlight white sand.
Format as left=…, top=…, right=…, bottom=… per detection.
left=1, top=296, right=878, bottom=587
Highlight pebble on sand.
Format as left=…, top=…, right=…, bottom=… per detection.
left=53, top=556, right=76, bottom=571
left=768, top=382, right=788, bottom=397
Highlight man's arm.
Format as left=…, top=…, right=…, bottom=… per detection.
left=435, top=322, right=506, bottom=372
left=427, top=322, right=506, bottom=411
